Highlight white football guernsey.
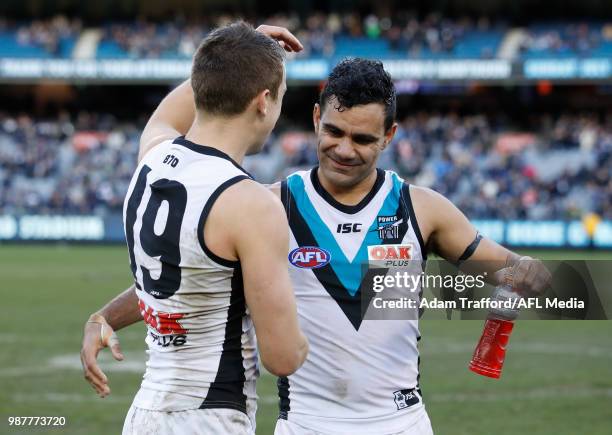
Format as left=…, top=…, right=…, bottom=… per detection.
left=277, top=168, right=428, bottom=434
left=122, top=136, right=258, bottom=422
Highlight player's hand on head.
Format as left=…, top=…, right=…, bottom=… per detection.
left=255, top=24, right=303, bottom=52
left=494, top=256, right=552, bottom=297
left=80, top=313, right=123, bottom=398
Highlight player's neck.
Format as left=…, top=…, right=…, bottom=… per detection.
left=317, top=168, right=378, bottom=206
left=185, top=116, right=258, bottom=164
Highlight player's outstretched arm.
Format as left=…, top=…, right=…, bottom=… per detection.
left=81, top=284, right=142, bottom=397
left=138, top=25, right=302, bottom=162
left=411, top=186, right=551, bottom=294
left=211, top=180, right=308, bottom=377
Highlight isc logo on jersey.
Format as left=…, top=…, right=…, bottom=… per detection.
left=367, top=244, right=413, bottom=266
left=289, top=246, right=331, bottom=269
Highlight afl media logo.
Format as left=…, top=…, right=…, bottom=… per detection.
left=289, top=246, right=331, bottom=269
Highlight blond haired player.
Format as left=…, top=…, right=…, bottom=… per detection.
left=81, top=23, right=308, bottom=435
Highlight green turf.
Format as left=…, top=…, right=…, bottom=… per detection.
left=1, top=245, right=611, bottom=434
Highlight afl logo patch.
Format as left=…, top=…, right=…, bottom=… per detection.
left=289, top=246, right=331, bottom=269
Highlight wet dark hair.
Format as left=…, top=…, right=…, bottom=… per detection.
left=191, top=21, right=285, bottom=116
left=319, top=58, right=396, bottom=131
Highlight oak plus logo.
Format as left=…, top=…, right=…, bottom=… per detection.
left=138, top=299, right=188, bottom=347
left=368, top=244, right=414, bottom=267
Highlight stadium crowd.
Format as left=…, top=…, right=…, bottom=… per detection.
left=0, top=16, right=81, bottom=56
left=520, top=22, right=612, bottom=57
left=0, top=112, right=139, bottom=215
left=1, top=111, right=609, bottom=220
left=103, top=16, right=612, bottom=59
left=4, top=14, right=610, bottom=59
left=100, top=12, right=500, bottom=59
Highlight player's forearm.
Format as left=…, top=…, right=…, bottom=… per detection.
left=503, top=250, right=521, bottom=267
left=478, top=243, right=521, bottom=285
left=259, top=328, right=309, bottom=377
left=295, top=331, right=309, bottom=367
left=93, top=285, right=142, bottom=331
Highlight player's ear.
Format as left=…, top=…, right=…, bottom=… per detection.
left=381, top=122, right=398, bottom=150
left=255, top=89, right=271, bottom=117
left=313, top=103, right=321, bottom=134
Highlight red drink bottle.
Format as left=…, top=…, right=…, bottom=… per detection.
left=469, top=283, right=520, bottom=379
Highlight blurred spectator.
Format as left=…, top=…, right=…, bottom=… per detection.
left=520, top=22, right=604, bottom=56
left=11, top=16, right=81, bottom=56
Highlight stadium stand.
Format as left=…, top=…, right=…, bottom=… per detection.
left=520, top=22, right=612, bottom=58
left=0, top=113, right=139, bottom=214
left=3, top=15, right=610, bottom=61
left=1, top=112, right=609, bottom=220
left=0, top=14, right=505, bottom=60
left=96, top=13, right=505, bottom=60
left=0, top=14, right=609, bottom=223
left=0, top=16, right=80, bottom=58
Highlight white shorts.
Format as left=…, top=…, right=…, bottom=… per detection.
left=122, top=405, right=255, bottom=435
left=274, top=411, right=434, bottom=435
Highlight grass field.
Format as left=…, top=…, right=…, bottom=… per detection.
left=1, top=245, right=611, bottom=434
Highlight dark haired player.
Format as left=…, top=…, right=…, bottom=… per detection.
left=82, top=54, right=550, bottom=434
left=271, top=58, right=549, bottom=435
left=81, top=23, right=308, bottom=434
